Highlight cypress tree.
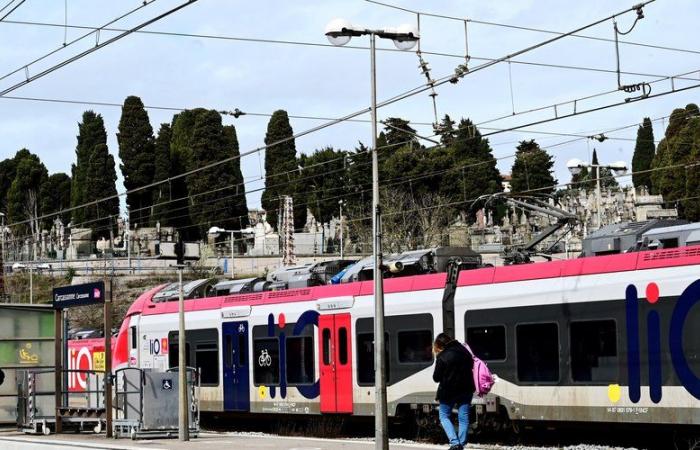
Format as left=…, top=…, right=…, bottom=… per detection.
left=117, top=95, right=155, bottom=228
left=152, top=123, right=172, bottom=226
left=261, top=110, right=303, bottom=230
left=631, top=117, right=655, bottom=191
left=84, top=144, right=119, bottom=239
left=169, top=108, right=207, bottom=239
left=0, top=157, right=17, bottom=215
left=7, top=150, right=48, bottom=237
left=652, top=105, right=697, bottom=202
left=71, top=111, right=107, bottom=225
left=437, top=114, right=456, bottom=147
left=187, top=111, right=247, bottom=237
left=223, top=125, right=250, bottom=230
left=510, top=140, right=557, bottom=195
left=40, top=173, right=72, bottom=228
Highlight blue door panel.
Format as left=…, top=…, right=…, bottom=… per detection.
left=223, top=321, right=250, bottom=411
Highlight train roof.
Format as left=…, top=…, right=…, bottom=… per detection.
left=125, top=244, right=700, bottom=318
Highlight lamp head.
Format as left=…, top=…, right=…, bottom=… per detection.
left=325, top=18, right=355, bottom=46
left=566, top=158, right=585, bottom=176
left=609, top=161, right=628, bottom=176
left=391, top=23, right=419, bottom=50
left=208, top=226, right=223, bottom=235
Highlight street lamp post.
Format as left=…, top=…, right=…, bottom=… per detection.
left=567, top=158, right=628, bottom=230
left=208, top=226, right=235, bottom=279
left=325, top=19, right=419, bottom=450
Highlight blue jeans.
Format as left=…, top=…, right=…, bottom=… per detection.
left=438, top=395, right=471, bottom=447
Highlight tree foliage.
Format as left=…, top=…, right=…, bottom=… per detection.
left=84, top=144, right=119, bottom=239
left=7, top=150, right=48, bottom=238
left=117, top=96, right=155, bottom=228
left=510, top=139, right=556, bottom=195
left=631, top=117, right=655, bottom=191
left=186, top=111, right=249, bottom=237
left=40, top=173, right=72, bottom=228
left=261, top=110, right=303, bottom=230
left=222, top=124, right=249, bottom=230
left=151, top=123, right=172, bottom=226
left=71, top=111, right=107, bottom=225
left=299, top=147, right=348, bottom=224
left=591, top=149, right=619, bottom=190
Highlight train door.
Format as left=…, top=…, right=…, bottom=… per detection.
left=319, top=313, right=353, bottom=413
left=222, top=321, right=250, bottom=411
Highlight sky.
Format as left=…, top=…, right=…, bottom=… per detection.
left=0, top=0, right=698, bottom=215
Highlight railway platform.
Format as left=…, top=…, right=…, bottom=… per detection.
left=0, top=430, right=478, bottom=450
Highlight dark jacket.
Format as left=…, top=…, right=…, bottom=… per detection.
left=432, top=340, right=475, bottom=403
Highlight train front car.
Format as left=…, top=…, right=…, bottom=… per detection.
left=456, top=246, right=700, bottom=431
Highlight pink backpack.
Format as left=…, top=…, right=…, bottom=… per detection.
left=463, top=343, right=494, bottom=397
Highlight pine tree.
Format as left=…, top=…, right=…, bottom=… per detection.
left=261, top=110, right=303, bottom=230
left=40, top=173, right=72, bottom=228
left=510, top=140, right=557, bottom=195
left=437, top=114, right=456, bottom=147
left=84, top=144, right=119, bottom=239
left=117, top=96, right=155, bottom=228
left=7, top=150, right=48, bottom=238
left=299, top=147, right=348, bottom=224
left=71, top=111, right=107, bottom=225
left=383, top=117, right=418, bottom=149
left=152, top=123, right=172, bottom=226
left=682, top=117, right=700, bottom=221
left=631, top=117, right=655, bottom=191
left=187, top=111, right=248, bottom=237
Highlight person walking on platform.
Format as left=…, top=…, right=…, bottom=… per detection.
left=432, top=333, right=475, bottom=450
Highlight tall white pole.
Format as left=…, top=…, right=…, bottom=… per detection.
left=370, top=32, right=388, bottom=450
left=595, top=165, right=602, bottom=229
left=178, top=266, right=188, bottom=441
left=29, top=243, right=33, bottom=304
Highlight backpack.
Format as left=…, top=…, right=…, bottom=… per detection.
left=463, top=343, right=495, bottom=397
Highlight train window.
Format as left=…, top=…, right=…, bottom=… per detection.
left=238, top=333, right=246, bottom=366
left=253, top=338, right=279, bottom=385
left=516, top=323, right=559, bottom=383
left=224, top=335, right=232, bottom=368
left=466, top=326, right=506, bottom=361
left=570, top=320, right=618, bottom=382
left=168, top=342, right=191, bottom=368
left=338, top=328, right=348, bottom=365
left=356, top=332, right=390, bottom=385
left=286, top=336, right=314, bottom=385
left=397, top=330, right=433, bottom=363
left=322, top=329, right=331, bottom=365
left=130, top=326, right=137, bottom=350
left=195, top=342, right=219, bottom=385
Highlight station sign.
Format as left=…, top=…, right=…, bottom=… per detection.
left=52, top=281, right=105, bottom=309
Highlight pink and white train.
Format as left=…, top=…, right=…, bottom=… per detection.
left=71, top=244, right=700, bottom=430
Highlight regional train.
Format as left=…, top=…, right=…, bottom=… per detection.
left=69, top=243, right=700, bottom=431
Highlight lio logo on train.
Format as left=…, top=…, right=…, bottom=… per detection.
left=612, top=280, right=700, bottom=404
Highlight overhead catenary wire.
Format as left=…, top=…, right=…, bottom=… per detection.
left=0, top=1, right=665, bottom=229
left=364, top=0, right=700, bottom=57
left=2, top=20, right=696, bottom=84
left=0, top=0, right=159, bottom=85
left=0, top=0, right=24, bottom=22
left=0, top=0, right=199, bottom=97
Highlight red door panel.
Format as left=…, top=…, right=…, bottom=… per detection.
left=334, top=313, right=353, bottom=413
left=319, top=313, right=353, bottom=414
left=319, top=315, right=336, bottom=413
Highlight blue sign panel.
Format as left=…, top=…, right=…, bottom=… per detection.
left=52, top=281, right=105, bottom=309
